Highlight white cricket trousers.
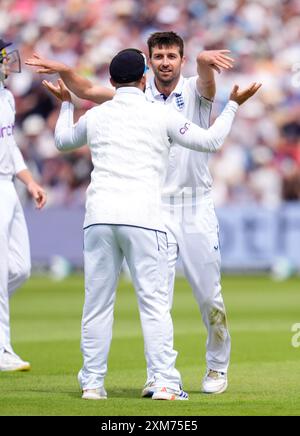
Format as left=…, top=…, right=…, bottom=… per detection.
left=79, top=224, right=181, bottom=390
left=164, top=197, right=231, bottom=374
left=0, top=180, right=31, bottom=356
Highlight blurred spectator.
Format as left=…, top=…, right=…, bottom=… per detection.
left=2, top=0, right=300, bottom=207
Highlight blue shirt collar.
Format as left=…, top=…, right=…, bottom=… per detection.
left=149, top=75, right=185, bottom=99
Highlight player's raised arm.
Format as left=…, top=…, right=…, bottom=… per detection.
left=168, top=82, right=262, bottom=152
left=196, top=49, right=235, bottom=101
left=47, top=79, right=88, bottom=151
left=25, top=53, right=115, bottom=104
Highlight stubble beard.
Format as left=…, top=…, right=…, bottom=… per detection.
left=155, top=70, right=180, bottom=89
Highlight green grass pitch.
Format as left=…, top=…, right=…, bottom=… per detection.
left=1, top=274, right=300, bottom=416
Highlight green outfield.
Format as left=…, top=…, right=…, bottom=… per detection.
left=1, top=274, right=300, bottom=416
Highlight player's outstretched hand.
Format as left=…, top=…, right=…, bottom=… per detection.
left=43, top=79, right=72, bottom=102
left=197, top=50, right=235, bottom=73
left=25, top=53, right=68, bottom=74
left=27, top=182, right=47, bottom=209
left=230, top=82, right=262, bottom=105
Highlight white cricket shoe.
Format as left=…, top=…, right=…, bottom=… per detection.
left=141, top=381, right=160, bottom=398
left=152, top=386, right=189, bottom=401
left=0, top=351, right=31, bottom=372
left=202, top=369, right=228, bottom=394
left=82, top=387, right=107, bottom=400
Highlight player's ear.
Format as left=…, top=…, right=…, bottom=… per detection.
left=181, top=55, right=186, bottom=67
left=110, top=77, right=117, bottom=88
left=148, top=56, right=154, bottom=69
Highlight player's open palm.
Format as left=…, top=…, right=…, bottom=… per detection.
left=43, top=79, right=72, bottom=102
left=198, top=50, right=235, bottom=73
left=230, top=82, right=262, bottom=105
left=25, top=53, right=67, bottom=74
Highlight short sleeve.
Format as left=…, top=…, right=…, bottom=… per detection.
left=185, top=76, right=213, bottom=129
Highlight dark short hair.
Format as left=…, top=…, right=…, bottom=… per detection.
left=147, top=32, right=184, bottom=58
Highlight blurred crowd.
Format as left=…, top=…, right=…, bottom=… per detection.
left=2, top=0, right=300, bottom=207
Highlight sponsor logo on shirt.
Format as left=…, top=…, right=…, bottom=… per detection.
left=179, top=122, right=191, bottom=135
left=0, top=124, right=14, bottom=139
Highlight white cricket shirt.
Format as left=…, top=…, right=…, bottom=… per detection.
left=55, top=87, right=238, bottom=231
left=146, top=75, right=213, bottom=204
left=0, top=81, right=27, bottom=179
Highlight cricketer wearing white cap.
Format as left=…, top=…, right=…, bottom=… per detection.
left=0, top=38, right=46, bottom=372
left=50, top=47, right=257, bottom=401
